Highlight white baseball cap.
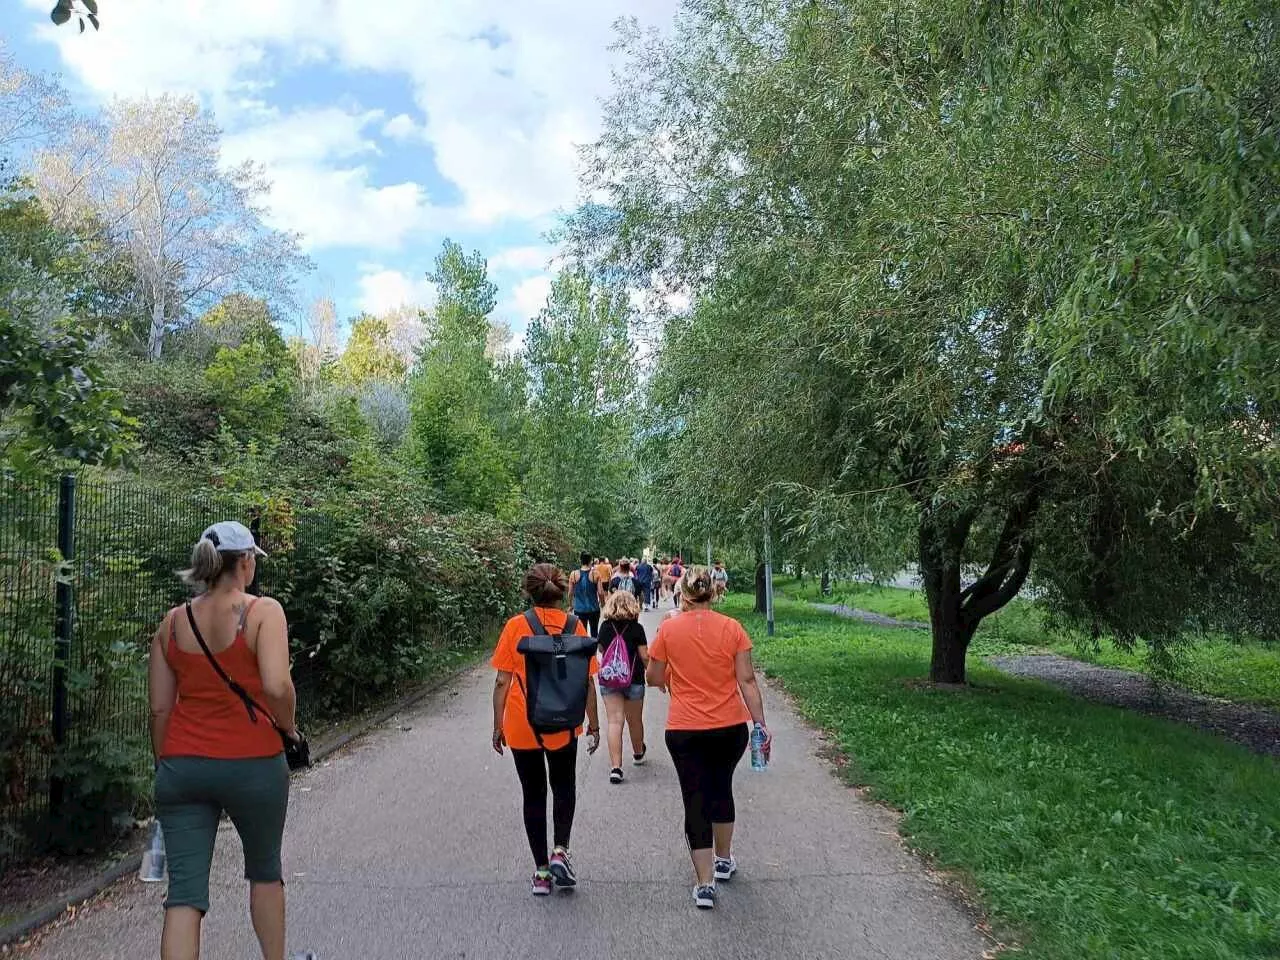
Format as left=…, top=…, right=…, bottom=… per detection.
left=199, top=520, right=267, bottom=557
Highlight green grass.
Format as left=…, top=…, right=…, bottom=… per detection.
left=775, top=577, right=1280, bottom=710
left=728, top=594, right=1280, bottom=960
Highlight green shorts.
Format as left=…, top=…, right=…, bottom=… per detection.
left=155, top=754, right=289, bottom=913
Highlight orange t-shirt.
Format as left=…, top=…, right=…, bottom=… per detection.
left=160, top=602, right=284, bottom=760
left=594, top=562, right=613, bottom=585
left=649, top=608, right=752, bottom=731
left=491, top=607, right=597, bottom=751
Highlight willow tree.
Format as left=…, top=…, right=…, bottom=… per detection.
left=576, top=0, right=1280, bottom=682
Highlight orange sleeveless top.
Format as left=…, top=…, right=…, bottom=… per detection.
left=160, top=599, right=283, bottom=760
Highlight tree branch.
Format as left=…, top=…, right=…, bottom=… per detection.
left=965, top=541, right=1033, bottom=621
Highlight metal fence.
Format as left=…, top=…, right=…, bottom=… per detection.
left=0, top=472, right=250, bottom=870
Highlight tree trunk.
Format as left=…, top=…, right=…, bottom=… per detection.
left=919, top=512, right=973, bottom=684
left=754, top=554, right=767, bottom=613
left=147, top=297, right=166, bottom=360
left=918, top=482, right=1041, bottom=684
left=927, top=597, right=975, bottom=683
left=820, top=570, right=831, bottom=595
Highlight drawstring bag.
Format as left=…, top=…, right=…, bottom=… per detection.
left=598, top=622, right=634, bottom=691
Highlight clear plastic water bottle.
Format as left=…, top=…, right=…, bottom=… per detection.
left=750, top=723, right=768, bottom=771
left=139, top=821, right=166, bottom=882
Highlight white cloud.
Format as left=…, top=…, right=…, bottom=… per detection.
left=510, top=274, right=553, bottom=320
left=21, top=0, right=683, bottom=226
left=489, top=244, right=557, bottom=274
left=381, top=112, right=419, bottom=141
left=219, top=105, right=440, bottom=250
left=221, top=104, right=382, bottom=165
left=357, top=266, right=438, bottom=315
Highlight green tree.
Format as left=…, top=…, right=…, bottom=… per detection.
left=580, top=0, right=1280, bottom=682
left=0, top=174, right=132, bottom=470
left=336, top=314, right=406, bottom=388
left=198, top=294, right=297, bottom=439
left=408, top=241, right=517, bottom=514
left=521, top=269, right=645, bottom=553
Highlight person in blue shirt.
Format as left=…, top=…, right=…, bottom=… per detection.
left=635, top=558, right=656, bottom=610
left=568, top=552, right=602, bottom=637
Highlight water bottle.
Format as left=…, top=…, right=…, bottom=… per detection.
left=139, top=821, right=166, bottom=882
left=750, top=723, right=768, bottom=771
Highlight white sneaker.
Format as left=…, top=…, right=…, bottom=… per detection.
left=713, top=855, right=737, bottom=881
left=693, top=884, right=716, bottom=909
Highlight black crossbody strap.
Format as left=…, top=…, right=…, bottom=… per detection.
left=185, top=602, right=273, bottom=728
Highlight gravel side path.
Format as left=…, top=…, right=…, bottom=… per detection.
left=814, top=603, right=1280, bottom=758
left=811, top=603, right=929, bottom=630
left=988, top=654, right=1280, bottom=758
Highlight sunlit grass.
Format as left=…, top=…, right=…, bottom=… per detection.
left=774, top=577, right=1280, bottom=710
left=728, top=594, right=1280, bottom=960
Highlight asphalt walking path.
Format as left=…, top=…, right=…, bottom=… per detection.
left=23, top=608, right=985, bottom=960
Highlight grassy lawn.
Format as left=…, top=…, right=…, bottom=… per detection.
left=727, top=593, right=1280, bottom=960
left=775, top=577, right=1280, bottom=711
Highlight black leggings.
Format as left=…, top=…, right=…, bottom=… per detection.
left=511, top=739, right=578, bottom=867
left=576, top=609, right=600, bottom=637
left=665, top=724, right=750, bottom=850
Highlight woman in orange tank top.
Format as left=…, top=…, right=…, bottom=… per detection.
left=148, top=521, right=308, bottom=960
left=647, top=565, right=771, bottom=910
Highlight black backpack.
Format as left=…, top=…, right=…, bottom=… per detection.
left=516, top=610, right=597, bottom=742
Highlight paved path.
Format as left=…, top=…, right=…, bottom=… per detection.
left=21, top=609, right=985, bottom=960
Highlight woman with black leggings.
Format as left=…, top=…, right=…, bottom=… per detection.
left=647, top=566, right=770, bottom=909
left=491, top=564, right=601, bottom=895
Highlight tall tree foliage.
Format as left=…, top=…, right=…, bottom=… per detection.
left=408, top=241, right=517, bottom=514
left=579, top=0, right=1280, bottom=681
left=0, top=172, right=131, bottom=470
left=32, top=95, right=308, bottom=358
left=337, top=314, right=407, bottom=388
left=522, top=270, right=645, bottom=554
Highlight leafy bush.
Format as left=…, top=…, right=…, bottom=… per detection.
left=270, top=483, right=573, bottom=721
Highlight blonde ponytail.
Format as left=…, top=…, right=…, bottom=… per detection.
left=179, top=537, right=224, bottom=591
left=680, top=565, right=715, bottom=604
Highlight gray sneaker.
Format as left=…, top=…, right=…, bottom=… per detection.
left=548, top=847, right=577, bottom=887
left=714, top=855, right=737, bottom=881
left=693, top=884, right=716, bottom=909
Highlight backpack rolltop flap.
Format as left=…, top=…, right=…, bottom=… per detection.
left=516, top=634, right=597, bottom=657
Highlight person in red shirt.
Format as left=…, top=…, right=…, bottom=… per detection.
left=491, top=563, right=601, bottom=895
left=647, top=565, right=770, bottom=910
left=148, top=521, right=305, bottom=960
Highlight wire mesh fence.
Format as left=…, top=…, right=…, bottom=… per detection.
left=0, top=474, right=60, bottom=871
left=0, top=472, right=252, bottom=870
left=0, top=470, right=530, bottom=873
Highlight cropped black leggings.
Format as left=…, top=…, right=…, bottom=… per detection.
left=665, top=724, right=750, bottom=851
left=511, top=739, right=578, bottom=867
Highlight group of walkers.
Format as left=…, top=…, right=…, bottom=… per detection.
left=493, top=557, right=769, bottom=910
left=144, top=520, right=768, bottom=959
left=569, top=553, right=733, bottom=635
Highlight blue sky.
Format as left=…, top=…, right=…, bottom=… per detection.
left=0, top=0, right=682, bottom=343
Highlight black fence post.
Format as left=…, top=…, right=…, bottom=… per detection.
left=50, top=473, right=76, bottom=814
